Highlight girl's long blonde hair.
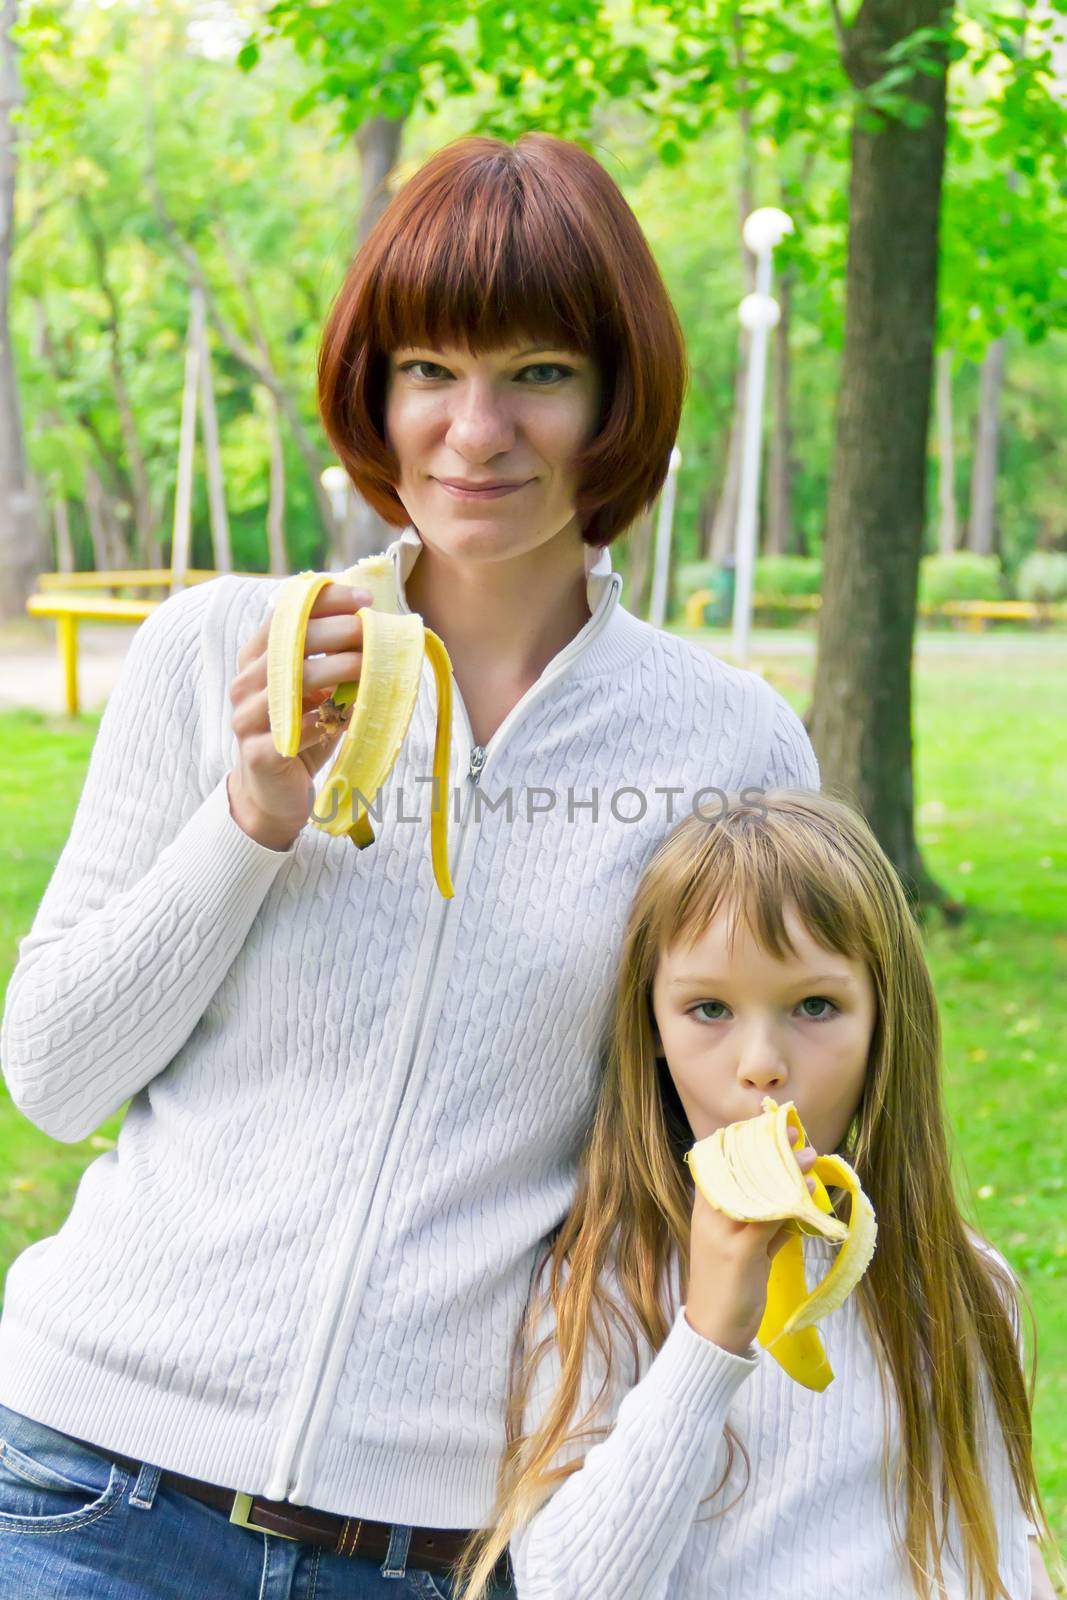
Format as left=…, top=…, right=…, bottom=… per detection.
left=452, top=790, right=1050, bottom=1600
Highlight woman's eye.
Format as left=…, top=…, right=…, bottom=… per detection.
left=520, top=363, right=573, bottom=383
left=692, top=1001, right=729, bottom=1022
left=398, top=360, right=572, bottom=383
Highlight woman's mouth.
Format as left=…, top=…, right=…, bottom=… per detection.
left=433, top=479, right=532, bottom=501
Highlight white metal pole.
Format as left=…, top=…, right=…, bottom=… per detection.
left=731, top=254, right=773, bottom=666
left=649, top=446, right=681, bottom=628
left=731, top=208, right=793, bottom=666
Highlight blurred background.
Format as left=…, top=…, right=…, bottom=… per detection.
left=0, top=0, right=1064, bottom=1559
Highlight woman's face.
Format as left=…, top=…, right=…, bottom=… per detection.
left=383, top=340, right=602, bottom=566
left=650, top=898, right=876, bottom=1153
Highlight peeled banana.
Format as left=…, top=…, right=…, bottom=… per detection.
left=266, top=552, right=454, bottom=899
left=685, top=1096, right=877, bottom=1390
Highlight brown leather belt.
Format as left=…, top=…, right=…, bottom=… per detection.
left=75, top=1436, right=513, bottom=1586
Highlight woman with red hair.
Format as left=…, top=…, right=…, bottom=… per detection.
left=0, top=134, right=818, bottom=1598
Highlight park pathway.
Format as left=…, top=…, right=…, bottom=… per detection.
left=0, top=617, right=1062, bottom=717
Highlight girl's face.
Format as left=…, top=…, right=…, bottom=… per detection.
left=650, top=898, right=877, bottom=1153
left=383, top=341, right=602, bottom=565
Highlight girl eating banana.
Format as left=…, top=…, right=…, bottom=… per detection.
left=448, top=791, right=1057, bottom=1600
left=0, top=135, right=816, bottom=1597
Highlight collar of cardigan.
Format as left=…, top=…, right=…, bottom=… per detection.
left=393, top=524, right=615, bottom=618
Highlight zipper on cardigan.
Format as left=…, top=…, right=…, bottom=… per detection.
left=451, top=571, right=622, bottom=796
left=281, top=757, right=482, bottom=1503
left=280, top=572, right=621, bottom=1500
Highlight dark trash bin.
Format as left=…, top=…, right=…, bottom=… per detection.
left=704, top=558, right=736, bottom=626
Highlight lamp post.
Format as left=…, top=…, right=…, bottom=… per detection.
left=732, top=207, right=793, bottom=666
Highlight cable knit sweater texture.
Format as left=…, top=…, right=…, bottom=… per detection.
left=508, top=1240, right=1035, bottom=1599
left=0, top=531, right=819, bottom=1532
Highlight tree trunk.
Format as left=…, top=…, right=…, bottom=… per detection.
left=0, top=0, right=46, bottom=619
left=77, top=198, right=156, bottom=568
left=195, top=300, right=232, bottom=572
left=52, top=494, right=74, bottom=571
left=33, top=294, right=143, bottom=559
left=145, top=508, right=165, bottom=569
left=29, top=313, right=74, bottom=574
left=84, top=464, right=108, bottom=571
left=355, top=113, right=405, bottom=249
left=111, top=356, right=156, bottom=567
left=810, top=0, right=957, bottom=916
left=966, top=336, right=1004, bottom=557
left=625, top=508, right=655, bottom=618
left=935, top=348, right=959, bottom=555
left=965, top=44, right=1018, bottom=561
left=84, top=461, right=129, bottom=571
left=146, top=149, right=339, bottom=559
left=766, top=262, right=797, bottom=556
left=705, top=19, right=756, bottom=563
left=695, top=473, right=717, bottom=565
left=766, top=158, right=812, bottom=559
left=337, top=111, right=409, bottom=564
left=170, top=286, right=202, bottom=582
left=266, top=389, right=288, bottom=575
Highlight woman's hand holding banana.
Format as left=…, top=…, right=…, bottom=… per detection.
left=227, top=584, right=371, bottom=851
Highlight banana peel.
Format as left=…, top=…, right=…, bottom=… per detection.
left=266, top=551, right=454, bottom=898
left=685, top=1096, right=877, bottom=1390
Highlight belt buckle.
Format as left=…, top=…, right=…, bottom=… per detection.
left=229, top=1491, right=301, bottom=1543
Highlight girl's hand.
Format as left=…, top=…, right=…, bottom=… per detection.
left=226, top=584, right=372, bottom=851
left=685, top=1124, right=818, bottom=1357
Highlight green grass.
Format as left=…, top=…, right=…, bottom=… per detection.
left=1, top=637, right=1065, bottom=1557
left=910, top=643, right=1066, bottom=1559
left=696, top=631, right=1067, bottom=1554
left=0, top=712, right=127, bottom=1260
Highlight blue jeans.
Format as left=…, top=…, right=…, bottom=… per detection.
left=0, top=1402, right=517, bottom=1600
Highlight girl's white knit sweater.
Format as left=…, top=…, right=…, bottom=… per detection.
left=0, top=531, right=818, bottom=1529
left=509, top=1239, right=1036, bottom=1598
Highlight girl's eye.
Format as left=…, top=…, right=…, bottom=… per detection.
left=798, top=996, right=838, bottom=1020
left=398, top=361, right=573, bottom=383
left=689, top=996, right=839, bottom=1023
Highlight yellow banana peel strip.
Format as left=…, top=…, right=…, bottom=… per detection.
left=754, top=1231, right=834, bottom=1392
left=684, top=1096, right=877, bottom=1391
left=266, top=553, right=454, bottom=899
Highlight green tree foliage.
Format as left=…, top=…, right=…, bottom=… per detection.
left=13, top=0, right=355, bottom=571
left=7, top=0, right=1066, bottom=576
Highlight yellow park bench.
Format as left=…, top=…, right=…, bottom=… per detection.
left=682, top=589, right=1067, bottom=632
left=34, top=569, right=221, bottom=594
left=683, top=590, right=822, bottom=628
left=27, top=573, right=1067, bottom=717
left=25, top=570, right=238, bottom=716
left=936, top=598, right=1067, bottom=631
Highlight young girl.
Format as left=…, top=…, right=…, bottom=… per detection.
left=449, top=790, right=1056, bottom=1600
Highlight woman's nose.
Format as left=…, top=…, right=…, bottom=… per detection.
left=445, top=383, right=516, bottom=458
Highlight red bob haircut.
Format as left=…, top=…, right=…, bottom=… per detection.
left=317, top=133, right=687, bottom=549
